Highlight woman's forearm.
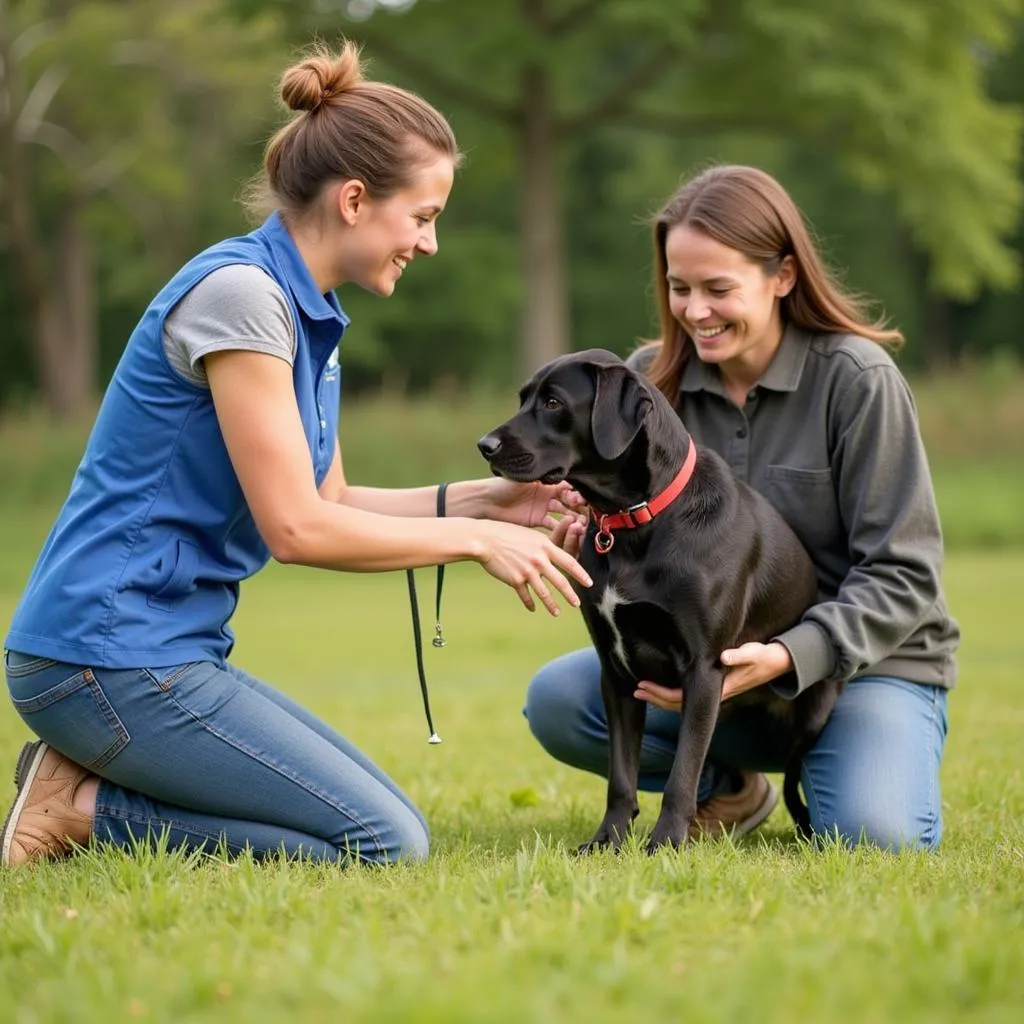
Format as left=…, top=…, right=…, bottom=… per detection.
left=334, top=478, right=494, bottom=518
left=271, top=500, right=486, bottom=570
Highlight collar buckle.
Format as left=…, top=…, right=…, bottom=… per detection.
left=626, top=501, right=653, bottom=527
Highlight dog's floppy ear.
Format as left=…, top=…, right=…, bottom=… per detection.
left=591, top=363, right=653, bottom=460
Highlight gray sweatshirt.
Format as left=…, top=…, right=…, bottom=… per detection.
left=629, top=326, right=959, bottom=696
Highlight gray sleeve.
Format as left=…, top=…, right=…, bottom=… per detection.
left=772, top=364, right=944, bottom=694
left=163, top=264, right=296, bottom=387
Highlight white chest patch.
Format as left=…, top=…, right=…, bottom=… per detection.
left=597, top=584, right=632, bottom=676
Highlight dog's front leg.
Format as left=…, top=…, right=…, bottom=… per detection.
left=647, top=662, right=723, bottom=853
left=579, top=671, right=645, bottom=854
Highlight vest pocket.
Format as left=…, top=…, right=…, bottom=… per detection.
left=7, top=666, right=130, bottom=771
left=147, top=538, right=200, bottom=612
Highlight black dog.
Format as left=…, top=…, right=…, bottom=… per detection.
left=478, top=349, right=843, bottom=853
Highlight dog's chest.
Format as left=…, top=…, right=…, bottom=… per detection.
left=593, top=583, right=635, bottom=677
left=580, top=572, right=670, bottom=681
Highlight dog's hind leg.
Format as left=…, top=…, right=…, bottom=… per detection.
left=783, top=681, right=846, bottom=839
left=783, top=742, right=814, bottom=839
left=647, top=661, right=723, bottom=853
left=579, top=671, right=645, bottom=854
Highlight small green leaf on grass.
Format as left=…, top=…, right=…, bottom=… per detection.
left=509, top=787, right=540, bottom=808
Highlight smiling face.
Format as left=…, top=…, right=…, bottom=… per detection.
left=328, top=151, right=455, bottom=296
left=664, top=224, right=796, bottom=383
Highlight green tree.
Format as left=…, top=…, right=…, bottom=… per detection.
left=0, top=0, right=284, bottom=419
left=237, top=0, right=1022, bottom=379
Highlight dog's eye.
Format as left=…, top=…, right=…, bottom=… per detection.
left=542, top=396, right=562, bottom=411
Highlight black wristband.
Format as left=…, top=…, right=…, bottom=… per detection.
left=436, top=481, right=448, bottom=518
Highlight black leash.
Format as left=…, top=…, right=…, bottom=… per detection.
left=406, top=482, right=447, bottom=744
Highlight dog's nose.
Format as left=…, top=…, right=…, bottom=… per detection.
left=477, top=434, right=502, bottom=459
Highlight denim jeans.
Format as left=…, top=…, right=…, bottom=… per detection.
left=524, top=647, right=949, bottom=850
left=4, top=651, right=428, bottom=865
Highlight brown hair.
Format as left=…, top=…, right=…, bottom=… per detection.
left=244, top=40, right=461, bottom=221
left=642, top=165, right=903, bottom=399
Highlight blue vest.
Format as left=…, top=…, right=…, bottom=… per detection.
left=5, top=212, right=348, bottom=668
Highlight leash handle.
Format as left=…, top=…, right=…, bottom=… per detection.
left=405, top=481, right=448, bottom=745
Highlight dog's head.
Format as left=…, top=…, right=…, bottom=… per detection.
left=477, top=348, right=654, bottom=485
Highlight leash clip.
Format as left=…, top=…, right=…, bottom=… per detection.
left=432, top=623, right=446, bottom=648
left=594, top=523, right=614, bottom=554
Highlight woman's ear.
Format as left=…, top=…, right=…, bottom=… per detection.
left=775, top=254, right=797, bottom=298
left=336, top=179, right=368, bottom=226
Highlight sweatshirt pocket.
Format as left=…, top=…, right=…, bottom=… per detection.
left=146, top=538, right=200, bottom=612
left=762, top=465, right=841, bottom=556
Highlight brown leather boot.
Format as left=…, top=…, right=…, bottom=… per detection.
left=1, top=741, right=95, bottom=867
left=689, top=772, right=779, bottom=840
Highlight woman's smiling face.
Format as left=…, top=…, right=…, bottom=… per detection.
left=337, top=152, right=455, bottom=297
left=664, top=224, right=796, bottom=380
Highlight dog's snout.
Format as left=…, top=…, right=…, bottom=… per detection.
left=477, top=434, right=502, bottom=460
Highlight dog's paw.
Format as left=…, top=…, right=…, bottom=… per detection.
left=576, top=839, right=612, bottom=856
left=577, top=820, right=631, bottom=855
left=645, top=825, right=688, bottom=855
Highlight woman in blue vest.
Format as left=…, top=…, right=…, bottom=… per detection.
left=1, top=41, right=591, bottom=869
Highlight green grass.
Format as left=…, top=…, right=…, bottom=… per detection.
left=1, top=540, right=1022, bottom=1022
left=1, top=370, right=1022, bottom=1020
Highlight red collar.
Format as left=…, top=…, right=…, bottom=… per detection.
left=591, top=438, right=697, bottom=554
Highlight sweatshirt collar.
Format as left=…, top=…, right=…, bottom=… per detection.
left=679, top=323, right=810, bottom=396
left=260, top=211, right=349, bottom=327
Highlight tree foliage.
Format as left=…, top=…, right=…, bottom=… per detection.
left=0, top=0, right=284, bottom=415
left=227, top=0, right=1023, bottom=381
left=1, top=0, right=1022, bottom=415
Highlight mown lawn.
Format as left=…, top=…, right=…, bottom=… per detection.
left=1, top=535, right=1021, bottom=1023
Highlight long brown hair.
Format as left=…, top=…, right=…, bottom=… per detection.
left=643, top=165, right=903, bottom=399
left=244, top=40, right=462, bottom=222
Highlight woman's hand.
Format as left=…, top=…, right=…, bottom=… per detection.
left=475, top=520, right=592, bottom=616
left=633, top=642, right=794, bottom=711
left=718, top=641, right=794, bottom=697
left=485, top=478, right=588, bottom=530
left=548, top=509, right=587, bottom=560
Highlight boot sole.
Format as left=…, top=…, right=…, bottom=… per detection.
left=1, top=741, right=49, bottom=867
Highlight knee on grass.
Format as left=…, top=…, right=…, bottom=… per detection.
left=812, top=806, right=941, bottom=853
left=339, top=813, right=431, bottom=867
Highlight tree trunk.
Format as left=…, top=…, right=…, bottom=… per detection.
left=15, top=201, right=97, bottom=422
left=909, top=244, right=955, bottom=372
left=55, top=195, right=98, bottom=418
left=518, top=57, right=570, bottom=381
left=0, top=17, right=96, bottom=421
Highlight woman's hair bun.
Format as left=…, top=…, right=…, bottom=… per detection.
left=280, top=41, right=363, bottom=113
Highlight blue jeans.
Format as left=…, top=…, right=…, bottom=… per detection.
left=524, top=648, right=949, bottom=850
left=4, top=651, right=428, bottom=865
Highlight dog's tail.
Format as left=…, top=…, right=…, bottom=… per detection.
left=782, top=741, right=815, bottom=840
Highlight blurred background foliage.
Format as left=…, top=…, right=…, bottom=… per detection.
left=1, top=0, right=1023, bottom=416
